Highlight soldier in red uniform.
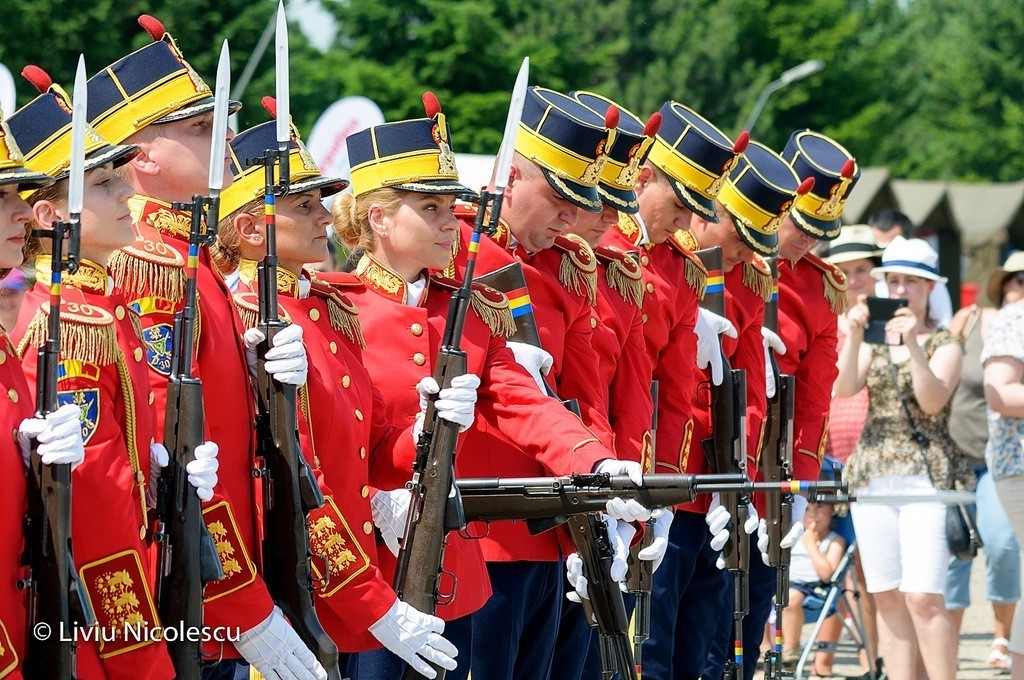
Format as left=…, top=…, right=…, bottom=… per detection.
left=690, top=142, right=808, bottom=680
left=775, top=130, right=856, bottom=483
left=0, top=110, right=83, bottom=680
left=213, top=101, right=461, bottom=678
left=7, top=67, right=223, bottom=679
left=85, top=17, right=322, bottom=680
left=332, top=95, right=640, bottom=680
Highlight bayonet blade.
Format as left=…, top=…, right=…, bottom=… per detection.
left=208, top=40, right=231, bottom=193
left=275, top=0, right=290, bottom=145
left=68, top=55, right=87, bottom=215
left=490, top=57, right=529, bottom=192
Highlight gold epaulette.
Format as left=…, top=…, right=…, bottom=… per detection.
left=109, top=239, right=186, bottom=303
left=803, top=252, right=849, bottom=315
left=231, top=292, right=292, bottom=332
left=431, top=277, right=517, bottom=338
left=594, top=245, right=643, bottom=308
left=665, top=232, right=709, bottom=299
left=309, top=281, right=365, bottom=348
left=615, top=211, right=644, bottom=247
left=17, top=301, right=118, bottom=366
left=553, top=233, right=598, bottom=305
left=743, top=256, right=774, bottom=303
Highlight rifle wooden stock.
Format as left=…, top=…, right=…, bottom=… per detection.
left=395, top=348, right=467, bottom=680
left=154, top=198, right=224, bottom=679
left=23, top=219, right=92, bottom=679
left=566, top=514, right=638, bottom=680
left=249, top=147, right=340, bottom=678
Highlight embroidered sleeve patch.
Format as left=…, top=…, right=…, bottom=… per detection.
left=78, top=549, right=161, bottom=658
left=202, top=502, right=258, bottom=602
left=57, top=388, right=101, bottom=446
left=308, top=497, right=371, bottom=598
left=0, top=616, right=18, bottom=678
left=129, top=297, right=177, bottom=376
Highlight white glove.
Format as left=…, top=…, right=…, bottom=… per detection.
left=368, top=599, right=459, bottom=679
left=413, top=374, right=480, bottom=438
left=564, top=514, right=634, bottom=603
left=371, top=488, right=412, bottom=556
left=234, top=606, right=328, bottom=680
left=707, top=493, right=760, bottom=570
left=756, top=495, right=808, bottom=566
left=695, top=309, right=737, bottom=386
left=637, top=508, right=674, bottom=573
left=243, top=324, right=308, bottom=386
left=565, top=552, right=589, bottom=602
left=187, top=441, right=219, bottom=502
left=147, top=442, right=170, bottom=508
left=18, top=403, right=85, bottom=469
left=506, top=340, right=553, bottom=393
left=761, top=328, right=787, bottom=399
left=594, top=459, right=651, bottom=522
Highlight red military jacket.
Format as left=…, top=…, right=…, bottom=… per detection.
left=777, top=254, right=846, bottom=480
left=591, top=245, right=654, bottom=467
left=110, top=197, right=274, bottom=658
left=447, top=216, right=616, bottom=561
left=338, top=254, right=608, bottom=612
left=688, top=254, right=770, bottom=512
left=13, top=258, right=174, bottom=679
left=602, top=216, right=704, bottom=511
left=232, top=263, right=412, bottom=651
left=450, top=212, right=615, bottom=449
left=0, top=329, right=31, bottom=680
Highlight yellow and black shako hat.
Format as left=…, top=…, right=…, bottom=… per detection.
left=221, top=97, right=348, bottom=217
left=781, top=130, right=859, bottom=241
left=515, top=87, right=617, bottom=213
left=86, top=15, right=241, bottom=145
left=646, top=102, right=748, bottom=223
left=346, top=92, right=471, bottom=199
left=571, top=91, right=661, bottom=214
left=719, top=141, right=813, bottom=257
left=6, top=66, right=137, bottom=186
left=0, top=111, right=53, bottom=190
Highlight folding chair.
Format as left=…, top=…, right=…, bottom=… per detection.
left=795, top=541, right=881, bottom=680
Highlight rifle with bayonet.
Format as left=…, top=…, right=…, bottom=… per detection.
left=696, top=246, right=749, bottom=680
left=153, top=43, right=230, bottom=680
left=21, top=55, right=94, bottom=679
left=247, top=6, right=341, bottom=677
left=761, top=258, right=796, bottom=680
left=393, top=57, right=530, bottom=680
left=456, top=473, right=847, bottom=529
left=627, top=380, right=658, bottom=675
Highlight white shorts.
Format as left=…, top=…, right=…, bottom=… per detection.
left=995, top=475, right=1024, bottom=654
left=849, top=475, right=949, bottom=595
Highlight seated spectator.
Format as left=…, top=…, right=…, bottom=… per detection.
left=779, top=501, right=847, bottom=676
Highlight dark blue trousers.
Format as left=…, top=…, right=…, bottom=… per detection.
left=550, top=591, right=594, bottom=680
left=470, top=561, right=564, bottom=680
left=703, top=542, right=776, bottom=680
left=347, top=612, right=473, bottom=680
left=642, top=511, right=728, bottom=680
left=202, top=660, right=249, bottom=680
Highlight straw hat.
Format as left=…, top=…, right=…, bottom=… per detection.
left=870, top=236, right=946, bottom=283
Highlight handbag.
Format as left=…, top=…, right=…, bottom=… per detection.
left=887, top=359, right=983, bottom=561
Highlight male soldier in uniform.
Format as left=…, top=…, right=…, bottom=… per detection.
left=547, top=93, right=666, bottom=679
left=445, top=87, right=649, bottom=679
left=691, top=142, right=809, bottom=680
left=86, top=17, right=322, bottom=680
